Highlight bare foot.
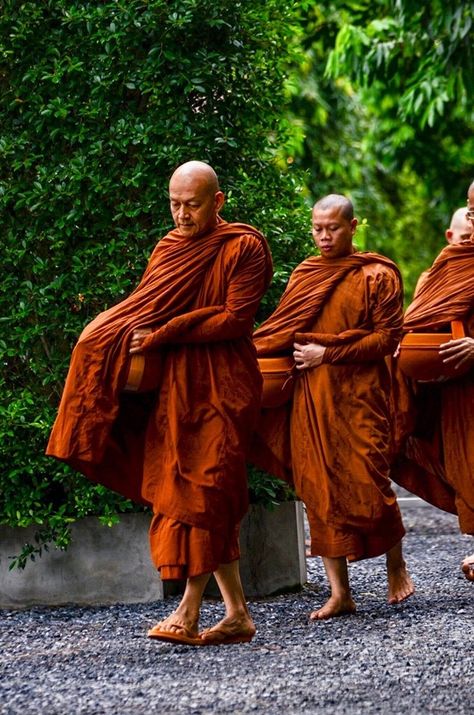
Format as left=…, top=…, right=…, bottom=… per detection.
left=387, top=565, right=415, bottom=604
left=150, top=611, right=199, bottom=638
left=309, top=595, right=356, bottom=620
left=200, top=616, right=256, bottom=645
left=461, top=554, right=474, bottom=582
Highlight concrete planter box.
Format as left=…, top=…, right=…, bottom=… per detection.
left=0, top=502, right=306, bottom=609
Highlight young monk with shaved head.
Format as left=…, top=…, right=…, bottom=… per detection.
left=251, top=194, right=414, bottom=619
left=47, top=160, right=272, bottom=645
left=391, top=180, right=474, bottom=583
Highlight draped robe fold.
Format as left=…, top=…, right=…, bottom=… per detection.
left=46, top=220, right=272, bottom=578
left=250, top=252, right=406, bottom=561
left=390, top=244, right=474, bottom=534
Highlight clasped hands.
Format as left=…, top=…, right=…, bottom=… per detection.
left=293, top=342, right=326, bottom=370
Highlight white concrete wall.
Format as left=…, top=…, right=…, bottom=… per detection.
left=0, top=503, right=307, bottom=609
left=0, top=514, right=163, bottom=609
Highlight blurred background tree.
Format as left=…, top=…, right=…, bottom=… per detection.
left=283, top=0, right=474, bottom=296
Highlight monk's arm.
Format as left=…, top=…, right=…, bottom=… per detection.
left=142, top=238, right=268, bottom=347
left=323, top=269, right=403, bottom=363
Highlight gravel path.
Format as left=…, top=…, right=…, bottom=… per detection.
left=1, top=505, right=472, bottom=715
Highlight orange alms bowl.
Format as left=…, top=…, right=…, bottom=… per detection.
left=123, top=353, right=162, bottom=393
left=258, top=356, right=295, bottom=408
left=398, top=320, right=468, bottom=381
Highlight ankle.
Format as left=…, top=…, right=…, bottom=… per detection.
left=174, top=604, right=200, bottom=623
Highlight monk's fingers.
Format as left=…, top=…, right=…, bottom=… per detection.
left=439, top=345, right=467, bottom=360
left=129, top=338, right=146, bottom=353
left=441, top=354, right=463, bottom=366
left=131, top=328, right=152, bottom=339
left=441, top=347, right=474, bottom=368
left=439, top=339, right=464, bottom=353
left=440, top=337, right=474, bottom=354
left=447, top=354, right=474, bottom=370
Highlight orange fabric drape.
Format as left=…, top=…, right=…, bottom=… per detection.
left=47, top=220, right=272, bottom=577
left=251, top=253, right=406, bottom=561
left=149, top=516, right=240, bottom=580
left=391, top=244, right=474, bottom=534
left=404, top=244, right=474, bottom=330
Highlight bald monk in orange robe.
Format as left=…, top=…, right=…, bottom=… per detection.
left=47, top=161, right=272, bottom=644
left=251, top=194, right=414, bottom=619
left=391, top=181, right=474, bottom=582
left=414, top=206, right=473, bottom=295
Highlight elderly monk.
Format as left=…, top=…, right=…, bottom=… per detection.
left=251, top=194, right=414, bottom=619
left=47, top=161, right=272, bottom=644
left=391, top=180, right=474, bottom=583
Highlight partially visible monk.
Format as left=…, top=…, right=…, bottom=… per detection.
left=391, top=180, right=474, bottom=583
left=251, top=194, right=414, bottom=619
left=414, top=206, right=473, bottom=295
left=47, top=161, right=273, bottom=644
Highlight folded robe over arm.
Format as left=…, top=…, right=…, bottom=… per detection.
left=47, top=220, right=273, bottom=578
left=390, top=244, right=474, bottom=534
left=250, top=252, right=406, bottom=561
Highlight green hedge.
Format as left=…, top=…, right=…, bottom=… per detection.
left=0, top=0, right=308, bottom=567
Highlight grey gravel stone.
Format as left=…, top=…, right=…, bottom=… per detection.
left=1, top=504, right=472, bottom=714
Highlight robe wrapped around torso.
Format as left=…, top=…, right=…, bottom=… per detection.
left=390, top=243, right=474, bottom=534
left=250, top=252, right=406, bottom=561
left=47, top=220, right=272, bottom=578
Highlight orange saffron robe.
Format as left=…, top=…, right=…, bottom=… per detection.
left=251, top=253, right=405, bottom=561
left=391, top=244, right=474, bottom=534
left=46, top=220, right=272, bottom=578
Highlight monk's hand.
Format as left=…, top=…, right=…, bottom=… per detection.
left=293, top=342, right=326, bottom=370
left=439, top=337, right=474, bottom=370
left=129, top=328, right=152, bottom=354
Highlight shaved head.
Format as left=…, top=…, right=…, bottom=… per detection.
left=313, top=194, right=354, bottom=221
left=168, top=161, right=224, bottom=239
left=170, top=161, right=220, bottom=194
left=446, top=207, right=472, bottom=245
left=450, top=207, right=471, bottom=231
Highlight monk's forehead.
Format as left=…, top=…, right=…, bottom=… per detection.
left=312, top=205, right=348, bottom=222
left=169, top=172, right=214, bottom=199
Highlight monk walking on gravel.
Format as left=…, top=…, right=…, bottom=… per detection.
left=47, top=161, right=272, bottom=645
left=391, top=181, right=474, bottom=583
left=251, top=194, right=414, bottom=619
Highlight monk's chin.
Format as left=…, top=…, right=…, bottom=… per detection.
left=177, top=226, right=206, bottom=239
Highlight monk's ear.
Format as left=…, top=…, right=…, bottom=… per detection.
left=445, top=229, right=453, bottom=244
left=350, top=218, right=358, bottom=234
left=214, top=190, right=225, bottom=214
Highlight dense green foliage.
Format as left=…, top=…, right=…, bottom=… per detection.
left=283, top=1, right=474, bottom=297
left=0, top=0, right=307, bottom=566
left=1, top=0, right=472, bottom=566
